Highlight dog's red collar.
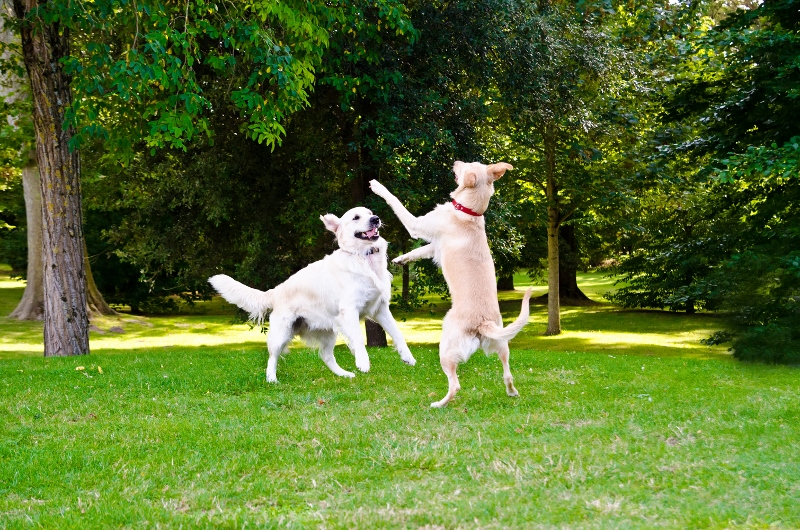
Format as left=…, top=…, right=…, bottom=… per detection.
left=452, top=199, right=482, bottom=217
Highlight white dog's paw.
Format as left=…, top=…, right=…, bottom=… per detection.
left=340, top=370, right=356, bottom=379
left=392, top=255, right=410, bottom=266
left=265, top=372, right=278, bottom=384
left=400, top=352, right=417, bottom=366
left=355, top=357, right=371, bottom=373
left=369, top=179, right=388, bottom=197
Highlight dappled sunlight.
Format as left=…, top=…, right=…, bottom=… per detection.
left=0, top=270, right=730, bottom=361
left=514, top=330, right=732, bottom=360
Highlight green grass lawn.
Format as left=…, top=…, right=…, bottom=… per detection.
left=2, top=267, right=799, bottom=528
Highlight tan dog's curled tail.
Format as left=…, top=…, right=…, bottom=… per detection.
left=478, top=288, right=532, bottom=342
left=208, top=274, right=274, bottom=324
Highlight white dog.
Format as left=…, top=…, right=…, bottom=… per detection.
left=370, top=161, right=531, bottom=407
left=209, top=207, right=416, bottom=383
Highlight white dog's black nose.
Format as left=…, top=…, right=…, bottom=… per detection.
left=370, top=215, right=380, bottom=226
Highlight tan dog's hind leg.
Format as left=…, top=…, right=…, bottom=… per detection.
left=497, top=343, right=519, bottom=397
left=431, top=351, right=461, bottom=408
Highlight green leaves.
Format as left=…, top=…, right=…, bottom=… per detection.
left=18, top=0, right=411, bottom=160
left=717, top=137, right=800, bottom=184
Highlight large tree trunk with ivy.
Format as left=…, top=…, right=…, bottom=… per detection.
left=14, top=0, right=89, bottom=356
left=9, top=164, right=116, bottom=320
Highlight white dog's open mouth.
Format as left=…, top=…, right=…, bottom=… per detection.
left=355, top=227, right=380, bottom=241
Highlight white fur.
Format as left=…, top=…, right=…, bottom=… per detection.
left=209, top=206, right=416, bottom=383
left=371, top=161, right=532, bottom=407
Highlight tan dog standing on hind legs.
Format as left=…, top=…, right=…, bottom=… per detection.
left=370, top=161, right=532, bottom=408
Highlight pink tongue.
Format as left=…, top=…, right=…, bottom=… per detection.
left=365, top=228, right=378, bottom=238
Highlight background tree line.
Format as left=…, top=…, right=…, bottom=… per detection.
left=0, top=0, right=797, bottom=362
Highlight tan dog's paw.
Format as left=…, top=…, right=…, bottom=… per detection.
left=369, top=179, right=389, bottom=197
left=392, top=254, right=411, bottom=266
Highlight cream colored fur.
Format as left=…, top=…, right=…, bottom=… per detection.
left=370, top=161, right=531, bottom=407
left=209, top=207, right=415, bottom=383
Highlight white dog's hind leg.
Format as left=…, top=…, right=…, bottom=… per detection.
left=371, top=305, right=416, bottom=366
left=266, top=319, right=294, bottom=383
left=337, top=308, right=370, bottom=373
left=317, top=332, right=355, bottom=378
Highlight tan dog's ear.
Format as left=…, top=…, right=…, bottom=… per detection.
left=320, top=214, right=340, bottom=233
left=487, top=162, right=513, bottom=182
left=453, top=161, right=477, bottom=187
left=463, top=172, right=477, bottom=187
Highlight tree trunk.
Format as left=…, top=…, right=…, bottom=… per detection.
left=497, top=274, right=515, bottom=291
left=401, top=237, right=410, bottom=301
left=9, top=163, right=44, bottom=320
left=365, top=319, right=388, bottom=348
left=558, top=224, right=591, bottom=301
left=8, top=165, right=115, bottom=320
left=84, top=239, right=117, bottom=317
left=546, top=213, right=561, bottom=335
left=345, top=102, right=387, bottom=347
left=14, top=0, right=89, bottom=356
left=402, top=264, right=410, bottom=302
left=544, top=124, right=561, bottom=336
left=2, top=12, right=42, bottom=320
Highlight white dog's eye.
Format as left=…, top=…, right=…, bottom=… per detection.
left=353, top=215, right=360, bottom=221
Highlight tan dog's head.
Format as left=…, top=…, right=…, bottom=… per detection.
left=321, top=207, right=386, bottom=255
left=450, top=161, right=513, bottom=215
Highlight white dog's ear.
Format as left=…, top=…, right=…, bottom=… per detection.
left=487, top=162, right=513, bottom=182
left=320, top=214, right=340, bottom=233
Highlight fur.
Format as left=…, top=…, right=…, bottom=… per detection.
left=209, top=207, right=416, bottom=383
left=370, top=161, right=531, bottom=407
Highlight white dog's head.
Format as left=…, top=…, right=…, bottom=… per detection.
left=450, top=161, right=513, bottom=215
left=320, top=207, right=386, bottom=255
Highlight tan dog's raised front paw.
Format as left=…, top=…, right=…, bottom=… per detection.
left=369, top=179, right=389, bottom=198
left=392, top=254, right=411, bottom=266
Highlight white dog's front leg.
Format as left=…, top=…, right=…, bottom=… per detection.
left=393, top=243, right=435, bottom=266
left=371, top=304, right=416, bottom=366
left=337, top=308, right=370, bottom=373
left=369, top=180, right=430, bottom=240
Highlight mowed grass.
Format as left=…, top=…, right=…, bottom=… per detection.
left=2, top=267, right=800, bottom=528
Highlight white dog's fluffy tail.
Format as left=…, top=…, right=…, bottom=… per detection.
left=479, top=288, right=532, bottom=342
left=208, top=274, right=274, bottom=323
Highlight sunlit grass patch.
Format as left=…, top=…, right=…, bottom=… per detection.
left=1, top=269, right=730, bottom=360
